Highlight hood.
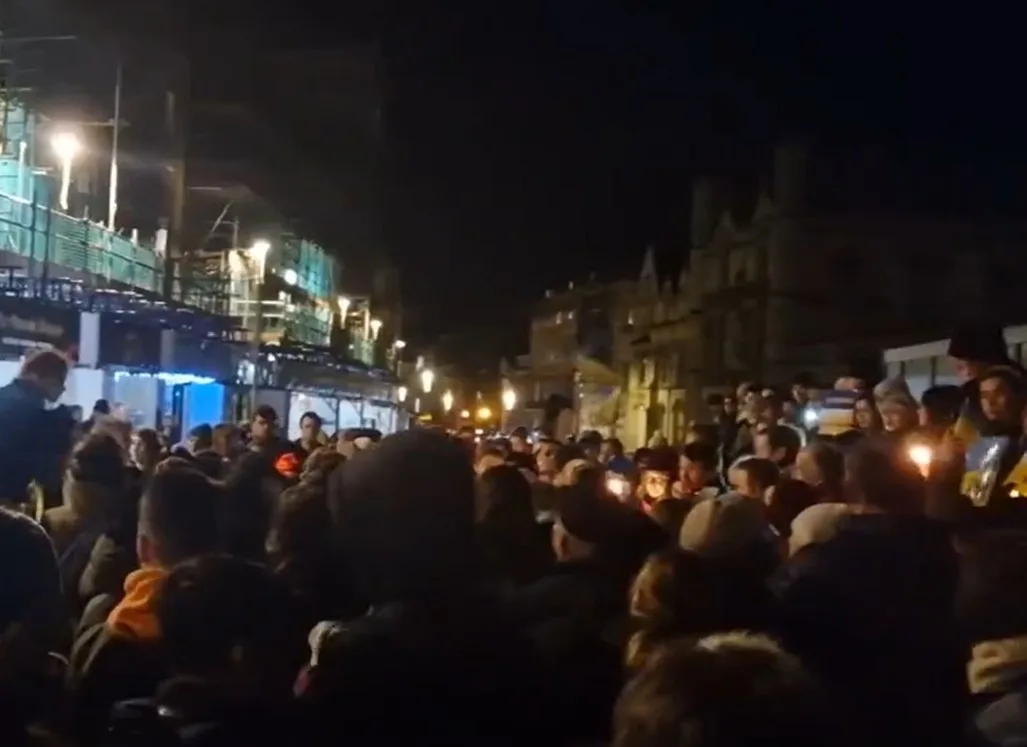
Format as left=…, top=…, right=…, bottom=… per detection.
left=778, top=513, right=959, bottom=648
left=329, top=430, right=478, bottom=605
left=298, top=595, right=548, bottom=741
left=106, top=566, right=167, bottom=641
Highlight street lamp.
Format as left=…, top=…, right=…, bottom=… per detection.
left=370, top=318, right=383, bottom=341
left=393, top=339, right=406, bottom=350
left=397, top=385, right=408, bottom=403
left=51, top=131, right=81, bottom=211
left=283, top=268, right=298, bottom=286
left=460, top=409, right=471, bottom=419
left=248, top=239, right=271, bottom=276
left=501, top=387, right=517, bottom=433
left=477, top=406, right=493, bottom=421
left=420, top=368, right=435, bottom=393
left=337, top=296, right=351, bottom=321
left=442, top=390, right=454, bottom=413
left=246, top=239, right=271, bottom=412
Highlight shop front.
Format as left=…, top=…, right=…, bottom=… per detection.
left=103, top=321, right=238, bottom=436
left=100, top=313, right=163, bottom=428
left=160, top=331, right=239, bottom=439
left=240, top=349, right=399, bottom=439
left=0, top=299, right=104, bottom=412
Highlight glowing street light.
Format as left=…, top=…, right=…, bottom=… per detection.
left=420, top=368, right=435, bottom=393
left=370, top=318, right=383, bottom=340
left=337, top=296, right=351, bottom=320
left=227, top=250, right=247, bottom=276
left=477, top=406, right=493, bottom=421
left=244, top=238, right=271, bottom=413
left=502, top=388, right=517, bottom=412
left=51, top=131, right=82, bottom=211
left=248, top=239, right=271, bottom=277
left=246, top=239, right=271, bottom=380
left=397, top=385, right=408, bottom=403
left=283, top=268, right=298, bottom=286
left=393, top=339, right=406, bottom=350
left=442, top=390, right=454, bottom=413
left=460, top=409, right=471, bottom=419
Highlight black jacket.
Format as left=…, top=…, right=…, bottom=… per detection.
left=0, top=380, right=63, bottom=503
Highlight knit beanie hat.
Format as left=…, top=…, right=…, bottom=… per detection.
left=679, top=493, right=775, bottom=561
left=872, top=377, right=918, bottom=411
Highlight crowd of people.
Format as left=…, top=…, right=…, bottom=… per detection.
left=0, top=323, right=1026, bottom=746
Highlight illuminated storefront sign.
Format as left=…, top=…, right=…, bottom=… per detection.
left=0, top=299, right=78, bottom=359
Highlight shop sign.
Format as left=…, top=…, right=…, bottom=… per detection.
left=0, top=299, right=78, bottom=359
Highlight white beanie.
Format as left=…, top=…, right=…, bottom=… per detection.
left=788, top=503, right=851, bottom=556
left=872, top=376, right=917, bottom=410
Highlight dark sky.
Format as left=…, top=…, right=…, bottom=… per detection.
left=378, top=4, right=1020, bottom=359
left=47, top=3, right=1027, bottom=362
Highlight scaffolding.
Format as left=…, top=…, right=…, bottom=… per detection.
left=175, top=250, right=234, bottom=319
left=0, top=189, right=164, bottom=291
left=277, top=230, right=338, bottom=301
left=0, top=86, right=169, bottom=293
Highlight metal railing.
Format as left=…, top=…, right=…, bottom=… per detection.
left=0, top=191, right=163, bottom=292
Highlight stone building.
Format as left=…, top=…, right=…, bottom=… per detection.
left=519, top=278, right=636, bottom=437
left=621, top=248, right=704, bottom=449
left=691, top=142, right=1027, bottom=392
left=619, top=141, right=1027, bottom=448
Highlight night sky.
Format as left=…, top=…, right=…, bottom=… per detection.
left=47, top=3, right=1027, bottom=361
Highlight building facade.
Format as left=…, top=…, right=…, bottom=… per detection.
left=518, top=278, right=635, bottom=436
left=621, top=248, right=705, bottom=450
left=691, top=143, right=1027, bottom=391
left=0, top=79, right=397, bottom=437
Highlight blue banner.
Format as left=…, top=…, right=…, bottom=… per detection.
left=816, top=389, right=859, bottom=436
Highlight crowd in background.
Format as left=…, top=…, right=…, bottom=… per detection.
left=0, top=322, right=1025, bottom=745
